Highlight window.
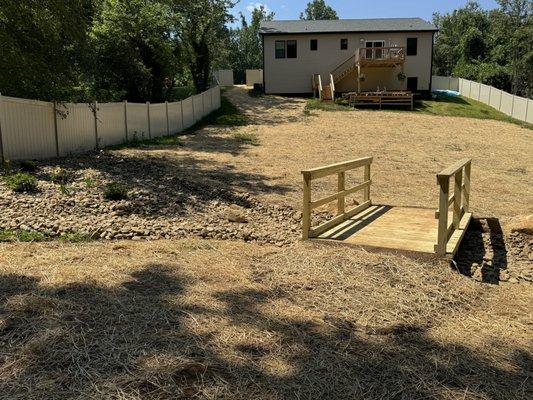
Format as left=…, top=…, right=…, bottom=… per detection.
left=310, top=39, right=318, bottom=51
left=365, top=40, right=385, bottom=59
left=287, top=40, right=297, bottom=58
left=407, top=38, right=418, bottom=56
left=275, top=40, right=286, bottom=59
left=340, top=38, right=348, bottom=50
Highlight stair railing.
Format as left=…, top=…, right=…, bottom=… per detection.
left=331, top=53, right=357, bottom=82
left=329, top=74, right=335, bottom=100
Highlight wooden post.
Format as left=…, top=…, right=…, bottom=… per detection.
left=180, top=100, right=184, bottom=131
left=435, top=176, right=449, bottom=256
left=93, top=100, right=99, bottom=150
left=53, top=101, right=60, bottom=157
left=357, top=64, right=361, bottom=93
left=124, top=100, right=128, bottom=142
left=453, top=168, right=463, bottom=228
left=165, top=101, right=170, bottom=135
left=463, top=161, right=471, bottom=213
left=337, top=172, right=345, bottom=216
left=0, top=93, right=5, bottom=163
left=302, top=173, right=311, bottom=240
left=364, top=164, right=371, bottom=203
left=146, top=101, right=151, bottom=139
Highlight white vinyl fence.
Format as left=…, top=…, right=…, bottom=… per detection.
left=432, top=76, right=533, bottom=124
left=246, top=69, right=263, bottom=87
left=0, top=86, right=221, bottom=161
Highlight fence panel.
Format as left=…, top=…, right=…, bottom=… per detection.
left=479, top=84, right=491, bottom=104
left=168, top=102, right=182, bottom=134
left=449, top=77, right=460, bottom=91
left=213, top=86, right=221, bottom=109
left=470, top=81, right=481, bottom=100
left=127, top=103, right=149, bottom=141
left=181, top=97, right=194, bottom=129
left=216, top=70, right=234, bottom=86
left=246, top=69, right=263, bottom=86
left=98, top=103, right=125, bottom=147
left=489, top=88, right=502, bottom=110
left=512, top=96, right=528, bottom=121
left=500, top=92, right=514, bottom=116
left=1, top=96, right=56, bottom=160
left=432, top=76, right=449, bottom=91
left=203, top=89, right=213, bottom=115
left=57, top=103, right=95, bottom=156
left=193, top=94, right=203, bottom=121
left=149, top=103, right=167, bottom=137
left=527, top=100, right=533, bottom=124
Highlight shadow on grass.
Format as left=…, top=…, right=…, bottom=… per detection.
left=0, top=266, right=530, bottom=399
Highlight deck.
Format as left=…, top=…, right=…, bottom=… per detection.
left=302, top=157, right=473, bottom=259
left=316, top=205, right=472, bottom=257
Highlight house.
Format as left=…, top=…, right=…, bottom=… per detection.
left=258, top=18, right=438, bottom=98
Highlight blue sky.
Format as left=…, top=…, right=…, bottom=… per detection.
left=232, top=0, right=500, bottom=22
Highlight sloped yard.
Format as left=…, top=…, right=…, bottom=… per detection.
left=0, top=87, right=532, bottom=399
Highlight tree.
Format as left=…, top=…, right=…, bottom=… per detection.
left=300, top=0, right=338, bottom=21
left=89, top=0, right=178, bottom=102
left=171, top=0, right=235, bottom=93
left=0, top=0, right=96, bottom=101
left=228, top=5, right=274, bottom=83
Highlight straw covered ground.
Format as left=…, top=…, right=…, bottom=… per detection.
left=1, top=87, right=532, bottom=399
left=0, top=239, right=532, bottom=399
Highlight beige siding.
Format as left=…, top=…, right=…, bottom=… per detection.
left=263, top=31, right=434, bottom=94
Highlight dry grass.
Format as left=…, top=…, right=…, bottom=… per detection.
left=131, top=87, right=532, bottom=226
left=0, top=238, right=531, bottom=399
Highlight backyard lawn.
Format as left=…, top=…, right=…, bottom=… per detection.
left=1, top=87, right=532, bottom=400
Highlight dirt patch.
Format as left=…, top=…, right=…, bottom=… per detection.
left=0, top=239, right=531, bottom=399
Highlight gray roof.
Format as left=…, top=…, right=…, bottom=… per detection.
left=259, top=18, right=438, bottom=35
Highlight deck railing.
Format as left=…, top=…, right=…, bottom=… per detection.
left=301, top=157, right=373, bottom=240
left=357, top=46, right=405, bottom=63
left=434, top=159, right=472, bottom=256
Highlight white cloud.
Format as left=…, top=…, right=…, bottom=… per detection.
left=245, top=2, right=270, bottom=13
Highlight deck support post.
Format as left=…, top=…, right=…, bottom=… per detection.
left=435, top=176, right=449, bottom=256
left=337, top=172, right=345, bottom=216
left=302, top=173, right=311, bottom=240
left=357, top=64, right=361, bottom=93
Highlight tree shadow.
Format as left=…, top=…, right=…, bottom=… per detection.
left=454, top=218, right=508, bottom=284
left=1, top=264, right=530, bottom=399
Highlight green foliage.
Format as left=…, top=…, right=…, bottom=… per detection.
left=0, top=229, right=47, bottom=242
left=305, top=99, right=352, bottom=112
left=4, top=173, right=38, bottom=193
left=85, top=178, right=96, bottom=188
left=433, top=1, right=532, bottom=97
left=59, top=232, right=94, bottom=243
left=198, top=96, right=247, bottom=127
left=18, top=160, right=38, bottom=173
left=300, top=0, right=339, bottom=20
left=228, top=5, right=274, bottom=83
left=50, top=167, right=72, bottom=184
left=103, top=182, right=129, bottom=200
left=59, top=184, right=72, bottom=196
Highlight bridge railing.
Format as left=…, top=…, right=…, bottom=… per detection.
left=434, top=158, right=472, bottom=256
left=301, top=157, right=373, bottom=240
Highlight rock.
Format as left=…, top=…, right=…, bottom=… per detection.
left=226, top=206, right=248, bottom=223
left=508, top=215, right=533, bottom=235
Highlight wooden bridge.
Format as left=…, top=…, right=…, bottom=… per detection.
left=302, top=157, right=472, bottom=258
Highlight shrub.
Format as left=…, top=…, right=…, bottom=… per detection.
left=19, top=160, right=38, bottom=172
left=50, top=167, right=72, bottom=184
left=104, top=182, right=128, bottom=200
left=4, top=173, right=38, bottom=193
left=17, top=230, right=46, bottom=242
left=59, top=232, right=93, bottom=243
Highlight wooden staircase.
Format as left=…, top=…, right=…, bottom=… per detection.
left=313, top=74, right=335, bottom=101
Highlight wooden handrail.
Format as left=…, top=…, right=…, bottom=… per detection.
left=331, top=53, right=357, bottom=80
left=357, top=46, right=405, bottom=62
left=329, top=74, right=335, bottom=100
left=302, top=157, right=373, bottom=240
left=434, top=159, right=472, bottom=256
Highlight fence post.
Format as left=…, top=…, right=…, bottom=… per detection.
left=53, top=101, right=60, bottom=157
left=435, top=176, right=449, bottom=256
left=165, top=101, right=170, bottom=135
left=146, top=101, right=151, bottom=139
left=364, top=163, right=371, bottom=203
left=499, top=89, right=503, bottom=111
left=124, top=101, right=128, bottom=142
left=477, top=82, right=481, bottom=101
left=488, top=86, right=492, bottom=106
left=302, top=173, right=311, bottom=240
left=0, top=93, right=5, bottom=163
left=93, top=100, right=99, bottom=150
left=337, top=172, right=345, bottom=216
left=510, top=95, right=515, bottom=118
left=191, top=96, right=195, bottom=122
left=525, top=99, right=530, bottom=123
left=201, top=92, right=205, bottom=117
